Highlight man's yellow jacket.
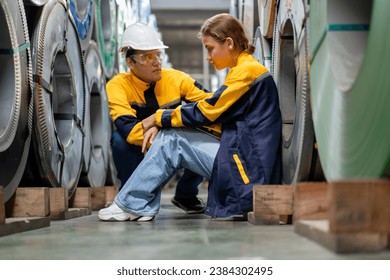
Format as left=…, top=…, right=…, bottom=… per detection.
left=106, top=68, right=220, bottom=147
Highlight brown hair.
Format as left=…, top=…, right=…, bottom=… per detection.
left=198, top=13, right=255, bottom=54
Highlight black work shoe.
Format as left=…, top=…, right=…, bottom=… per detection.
left=171, top=196, right=205, bottom=214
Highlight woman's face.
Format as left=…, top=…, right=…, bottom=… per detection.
left=202, top=35, right=235, bottom=70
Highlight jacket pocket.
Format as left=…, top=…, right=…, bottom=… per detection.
left=233, top=154, right=250, bottom=184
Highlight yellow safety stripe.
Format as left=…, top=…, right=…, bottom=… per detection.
left=233, top=154, right=250, bottom=184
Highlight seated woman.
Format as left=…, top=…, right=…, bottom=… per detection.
left=98, top=13, right=282, bottom=221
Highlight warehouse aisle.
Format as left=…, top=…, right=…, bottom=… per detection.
left=0, top=187, right=390, bottom=260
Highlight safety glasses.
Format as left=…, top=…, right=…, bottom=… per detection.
left=131, top=51, right=165, bottom=65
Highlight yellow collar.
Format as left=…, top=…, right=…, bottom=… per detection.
left=127, top=71, right=153, bottom=90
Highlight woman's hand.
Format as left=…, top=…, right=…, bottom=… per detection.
left=142, top=126, right=159, bottom=154
left=142, top=114, right=156, bottom=132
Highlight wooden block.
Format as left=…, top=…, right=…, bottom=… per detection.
left=294, top=180, right=390, bottom=253
left=49, top=188, right=69, bottom=218
left=279, top=215, right=293, bottom=224
left=329, top=180, right=390, bottom=233
left=70, top=187, right=91, bottom=209
left=248, top=212, right=280, bottom=225
left=0, top=217, right=50, bottom=237
left=0, top=187, right=5, bottom=224
left=53, top=208, right=91, bottom=220
left=295, top=220, right=389, bottom=253
left=91, top=187, right=106, bottom=210
left=253, top=185, right=294, bottom=216
left=105, top=186, right=118, bottom=206
left=388, top=235, right=390, bottom=249
left=91, top=186, right=119, bottom=210
left=293, top=182, right=329, bottom=222
left=5, top=188, right=49, bottom=217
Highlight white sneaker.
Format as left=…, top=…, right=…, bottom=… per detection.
left=98, top=202, right=154, bottom=222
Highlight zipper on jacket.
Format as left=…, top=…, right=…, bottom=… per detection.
left=233, top=154, right=250, bottom=184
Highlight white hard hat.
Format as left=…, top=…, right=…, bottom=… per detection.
left=119, top=22, right=168, bottom=52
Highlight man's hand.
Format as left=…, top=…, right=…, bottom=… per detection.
left=142, top=126, right=159, bottom=154
left=142, top=114, right=156, bottom=132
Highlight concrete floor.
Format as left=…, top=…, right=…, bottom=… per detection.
left=1, top=187, right=390, bottom=260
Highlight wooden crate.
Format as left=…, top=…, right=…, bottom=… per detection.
left=294, top=180, right=390, bottom=253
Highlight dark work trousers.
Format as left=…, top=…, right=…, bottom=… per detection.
left=111, top=130, right=203, bottom=199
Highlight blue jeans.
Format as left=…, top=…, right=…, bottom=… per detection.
left=111, top=130, right=204, bottom=199
left=115, top=128, right=220, bottom=216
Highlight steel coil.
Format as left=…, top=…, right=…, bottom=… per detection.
left=105, top=121, right=120, bottom=187
left=272, top=0, right=321, bottom=184
left=139, top=0, right=151, bottom=24
left=69, top=0, right=94, bottom=51
left=80, top=40, right=110, bottom=187
left=229, top=0, right=238, bottom=18
left=23, top=0, right=48, bottom=6
left=253, top=26, right=271, bottom=71
left=258, top=0, right=276, bottom=39
left=93, top=0, right=117, bottom=79
left=29, top=0, right=85, bottom=196
left=238, top=0, right=255, bottom=39
left=310, top=0, right=390, bottom=180
left=131, top=0, right=139, bottom=22
left=116, top=0, right=134, bottom=73
left=0, top=0, right=32, bottom=202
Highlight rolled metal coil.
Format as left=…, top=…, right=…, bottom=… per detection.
left=29, top=0, right=85, bottom=197
left=139, top=0, right=151, bottom=24
left=105, top=121, right=120, bottom=187
left=229, top=0, right=238, bottom=18
left=116, top=0, right=134, bottom=73
left=253, top=26, right=271, bottom=71
left=69, top=0, right=94, bottom=51
left=23, top=0, right=48, bottom=6
left=148, top=13, right=157, bottom=30
left=130, top=0, right=139, bottom=22
left=93, top=0, right=117, bottom=79
left=257, top=0, right=276, bottom=39
left=238, top=0, right=255, bottom=39
left=80, top=40, right=110, bottom=187
left=272, top=0, right=321, bottom=184
left=0, top=0, right=32, bottom=202
left=310, top=0, right=390, bottom=180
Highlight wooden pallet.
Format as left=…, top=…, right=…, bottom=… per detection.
left=294, top=181, right=390, bottom=253
left=248, top=184, right=294, bottom=225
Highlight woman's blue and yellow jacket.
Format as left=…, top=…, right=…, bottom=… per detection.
left=155, top=52, right=282, bottom=218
